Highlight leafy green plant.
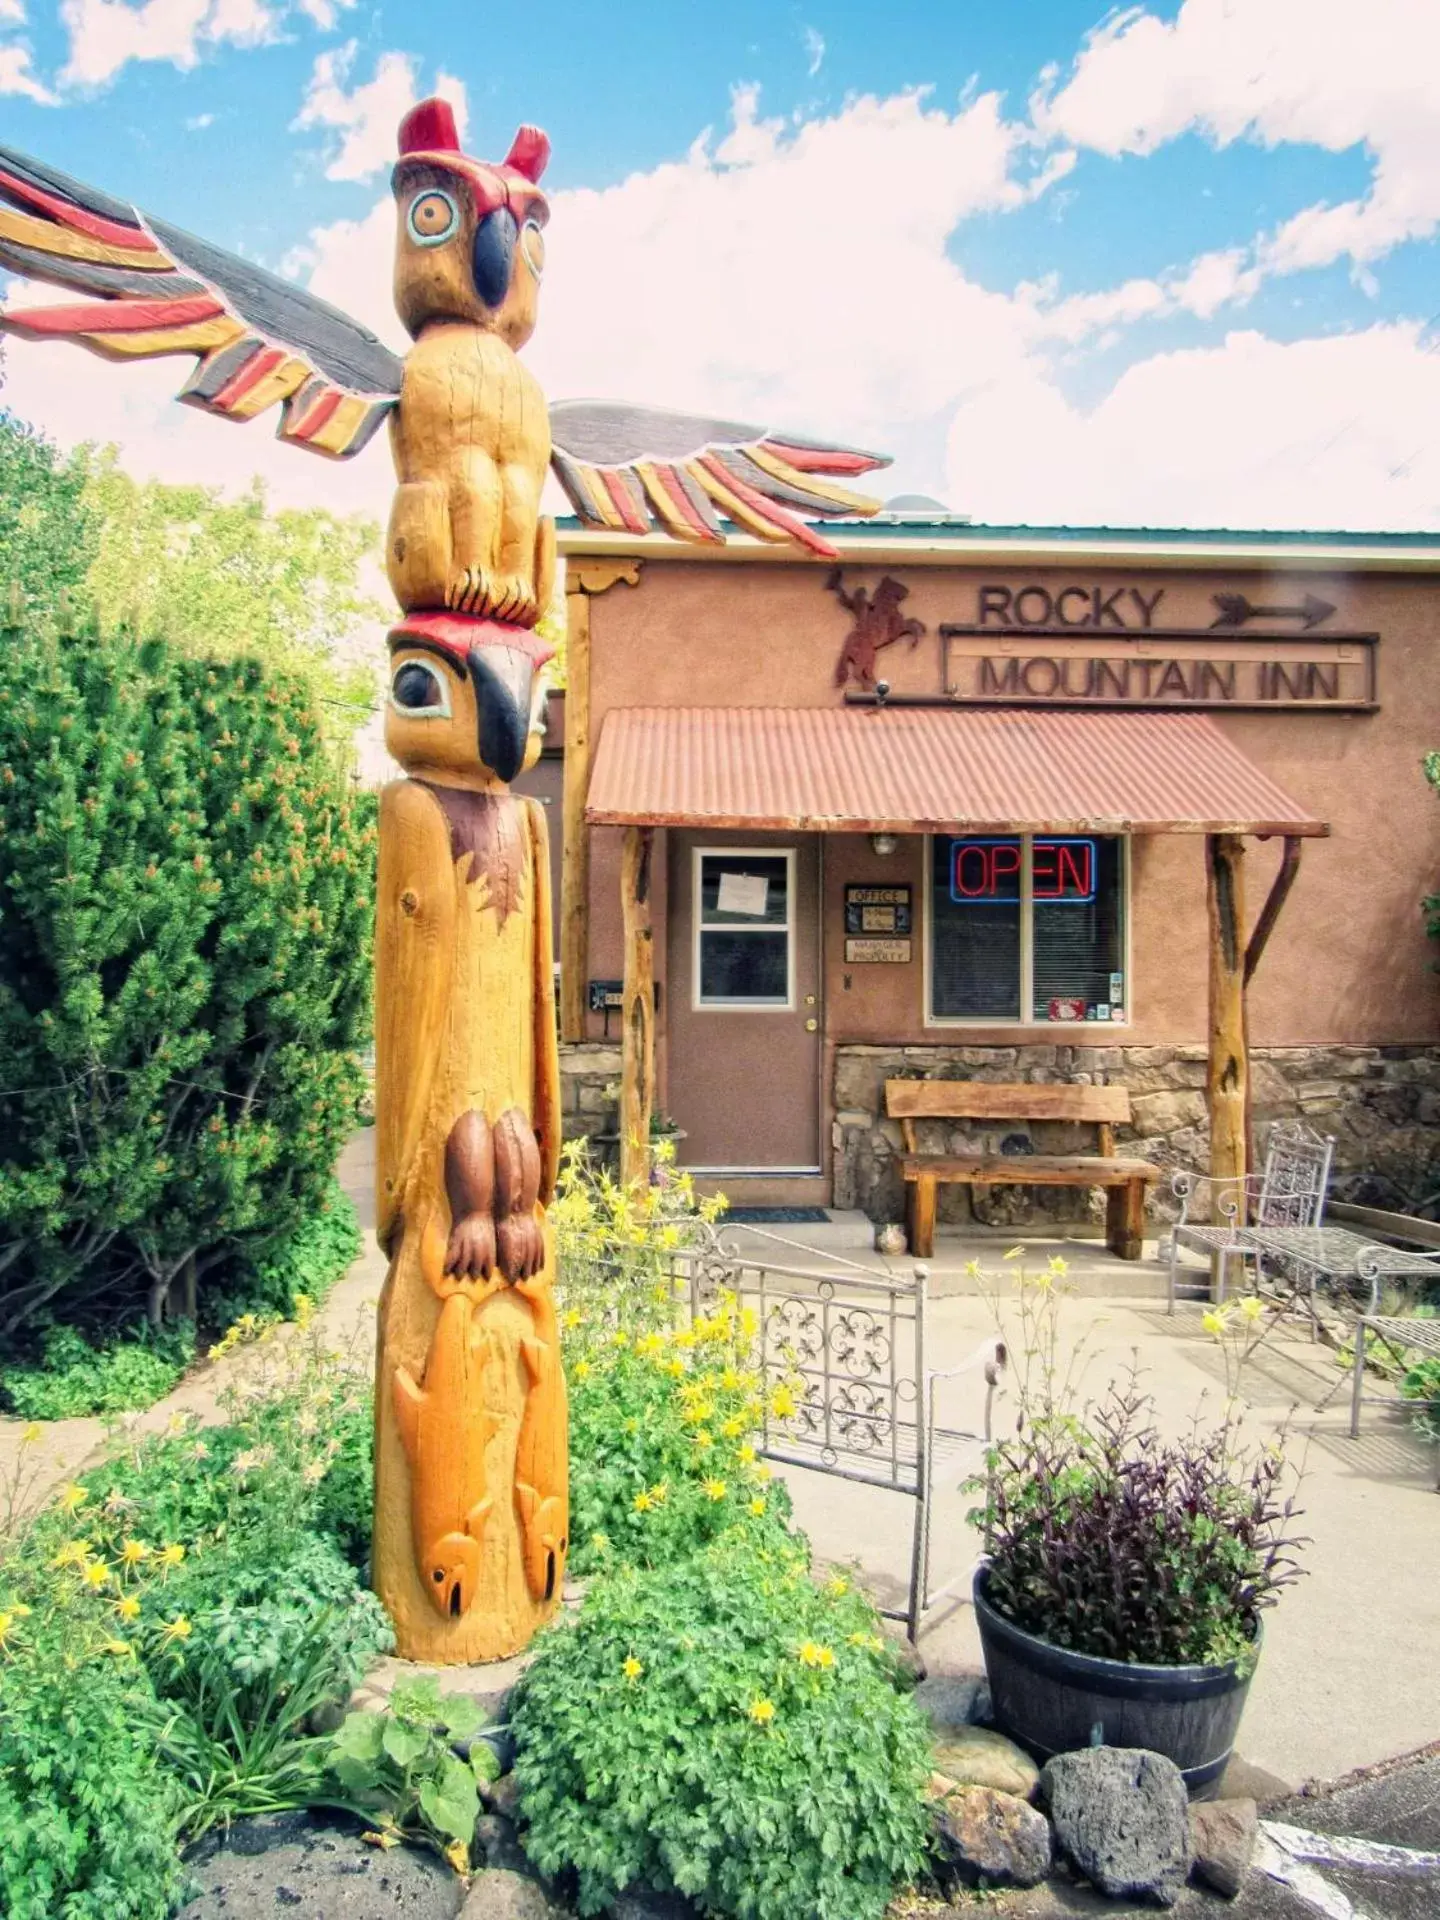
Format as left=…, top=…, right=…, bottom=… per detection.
left=0, top=617, right=374, bottom=1347
left=328, top=1677, right=502, bottom=1871
left=512, top=1533, right=930, bottom=1920
left=225, top=1181, right=363, bottom=1321
left=2, top=1316, right=195, bottom=1418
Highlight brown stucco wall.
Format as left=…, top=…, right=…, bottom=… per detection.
left=580, top=555, right=1440, bottom=1072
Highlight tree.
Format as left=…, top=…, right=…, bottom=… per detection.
left=0, top=409, right=95, bottom=624
left=0, top=613, right=375, bottom=1342
left=80, top=453, right=385, bottom=748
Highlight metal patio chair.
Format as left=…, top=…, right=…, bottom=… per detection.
left=1167, top=1120, right=1335, bottom=1314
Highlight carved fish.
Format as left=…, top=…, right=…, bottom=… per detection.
left=513, top=1275, right=569, bottom=1603
left=393, top=1290, right=497, bottom=1619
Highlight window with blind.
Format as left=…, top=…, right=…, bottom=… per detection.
left=928, top=835, right=1127, bottom=1025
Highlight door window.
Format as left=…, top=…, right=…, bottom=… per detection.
left=694, top=850, right=794, bottom=1008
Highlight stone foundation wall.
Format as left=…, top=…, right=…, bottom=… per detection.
left=560, top=1042, right=621, bottom=1146
left=833, top=1043, right=1440, bottom=1230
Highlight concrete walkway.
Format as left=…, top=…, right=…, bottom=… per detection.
left=4, top=1138, right=1436, bottom=1797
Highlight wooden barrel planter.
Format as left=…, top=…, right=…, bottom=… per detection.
left=973, top=1569, right=1257, bottom=1799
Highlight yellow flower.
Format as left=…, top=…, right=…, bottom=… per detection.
left=659, top=1224, right=681, bottom=1250
left=826, top=1575, right=850, bottom=1597
left=769, top=1387, right=797, bottom=1420
left=692, top=1429, right=713, bottom=1451
left=590, top=1532, right=611, bottom=1554
left=162, top=1615, right=193, bottom=1642
left=165, top=1411, right=187, bottom=1436
left=684, top=1398, right=714, bottom=1424
left=157, top=1544, right=186, bottom=1568
left=294, top=1292, right=316, bottom=1329
left=0, top=1610, right=17, bottom=1649
left=703, top=1478, right=727, bottom=1502
left=1202, top=1308, right=1229, bottom=1338
left=848, top=1631, right=885, bottom=1654
left=963, top=1259, right=982, bottom=1279
left=622, top=1655, right=643, bottom=1681
left=444, top=1838, right=470, bottom=1875
left=666, top=1358, right=685, bottom=1379
left=748, top=1497, right=767, bottom=1518
left=738, top=1443, right=757, bottom=1467
left=1048, top=1254, right=1070, bottom=1278
left=20, top=1422, right=43, bottom=1446
left=1003, top=1245, right=1025, bottom=1261
left=115, top=1595, right=142, bottom=1622
left=561, top=1308, right=582, bottom=1331
left=721, top=1366, right=743, bottom=1391
left=573, top=1359, right=592, bottom=1382
left=674, top=1330, right=697, bottom=1351
left=81, top=1559, right=111, bottom=1589
left=119, top=1539, right=149, bottom=1567
left=56, top=1481, right=88, bottom=1515
left=747, top=1698, right=776, bottom=1725
left=798, top=1640, right=835, bottom=1669
left=635, top=1332, right=663, bottom=1357
left=1239, top=1295, right=1265, bottom=1324
left=649, top=1482, right=669, bottom=1506
left=633, top=1490, right=653, bottom=1514
left=52, top=1539, right=93, bottom=1570
left=754, top=1464, right=773, bottom=1483
left=720, top=1416, right=743, bottom=1440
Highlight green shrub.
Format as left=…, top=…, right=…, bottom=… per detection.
left=2, top=1317, right=195, bottom=1419
left=0, top=618, right=374, bottom=1347
left=512, top=1533, right=930, bottom=1920
left=327, top=1677, right=502, bottom=1871
left=0, top=1640, right=187, bottom=1920
left=226, top=1181, right=363, bottom=1321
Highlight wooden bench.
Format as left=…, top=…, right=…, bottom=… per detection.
left=885, top=1080, right=1161, bottom=1261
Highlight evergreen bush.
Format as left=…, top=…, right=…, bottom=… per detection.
left=0, top=616, right=375, bottom=1345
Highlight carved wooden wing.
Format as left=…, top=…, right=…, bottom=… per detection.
left=0, top=144, right=402, bottom=459
left=547, top=399, right=889, bottom=558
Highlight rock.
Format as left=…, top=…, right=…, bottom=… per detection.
left=482, top=1772, right=524, bottom=1821
left=934, top=1784, right=1052, bottom=1889
left=607, top=1892, right=702, bottom=1919
left=1190, top=1797, right=1258, bottom=1898
left=351, top=1652, right=534, bottom=1726
left=460, top=1870, right=566, bottom=1920
left=472, top=1813, right=530, bottom=1875
left=913, top=1673, right=992, bottom=1736
left=1041, top=1747, right=1193, bottom=1908
left=931, top=1727, right=1040, bottom=1802
left=177, top=1810, right=464, bottom=1918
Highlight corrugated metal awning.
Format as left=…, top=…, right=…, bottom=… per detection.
left=584, top=706, right=1328, bottom=836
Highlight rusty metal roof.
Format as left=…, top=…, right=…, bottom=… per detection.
left=584, top=706, right=1328, bottom=836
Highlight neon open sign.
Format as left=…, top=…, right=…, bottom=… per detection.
left=949, top=837, right=1096, bottom=905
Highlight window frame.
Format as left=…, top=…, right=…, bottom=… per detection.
left=692, top=845, right=797, bottom=1012
left=923, top=832, right=1131, bottom=1029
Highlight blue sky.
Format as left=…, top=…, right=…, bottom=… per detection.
left=2, top=0, right=1438, bottom=530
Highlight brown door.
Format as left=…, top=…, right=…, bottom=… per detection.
left=666, top=834, right=821, bottom=1171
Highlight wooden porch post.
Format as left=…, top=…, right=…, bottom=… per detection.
left=559, top=560, right=641, bottom=1043
left=1206, top=832, right=1248, bottom=1209
left=619, top=824, right=656, bottom=1191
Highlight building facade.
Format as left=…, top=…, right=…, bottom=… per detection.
left=557, top=519, right=1440, bottom=1229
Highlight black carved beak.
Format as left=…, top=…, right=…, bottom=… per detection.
left=472, top=208, right=518, bottom=309
left=467, top=643, right=533, bottom=782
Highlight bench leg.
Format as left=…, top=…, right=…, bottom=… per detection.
left=1106, top=1181, right=1146, bottom=1261
left=906, top=1175, right=936, bottom=1259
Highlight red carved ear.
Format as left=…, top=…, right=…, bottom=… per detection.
left=504, top=125, right=550, bottom=183
left=399, top=97, right=461, bottom=157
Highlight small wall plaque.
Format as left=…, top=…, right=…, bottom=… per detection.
left=845, top=936, right=912, bottom=963
left=844, top=885, right=912, bottom=937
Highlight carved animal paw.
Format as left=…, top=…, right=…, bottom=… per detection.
left=446, top=567, right=539, bottom=626
left=445, top=1211, right=496, bottom=1280
left=496, top=1213, right=544, bottom=1281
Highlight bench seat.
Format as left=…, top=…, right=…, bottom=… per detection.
left=899, top=1153, right=1161, bottom=1187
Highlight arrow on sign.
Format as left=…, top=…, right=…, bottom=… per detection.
left=1210, top=591, right=1337, bottom=630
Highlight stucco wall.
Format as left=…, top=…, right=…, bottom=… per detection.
left=581, top=556, right=1440, bottom=1062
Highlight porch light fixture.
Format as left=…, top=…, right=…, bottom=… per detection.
left=870, top=832, right=898, bottom=856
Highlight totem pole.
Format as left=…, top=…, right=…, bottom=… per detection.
left=0, top=105, right=888, bottom=1661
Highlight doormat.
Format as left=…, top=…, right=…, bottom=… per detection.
left=721, top=1206, right=830, bottom=1224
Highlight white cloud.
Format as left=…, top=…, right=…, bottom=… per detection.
left=292, top=42, right=468, bottom=183
left=60, top=0, right=274, bottom=88
left=803, top=25, right=824, bottom=77
left=0, top=40, right=56, bottom=101
left=297, top=0, right=353, bottom=26
left=185, top=109, right=213, bottom=128
left=0, top=0, right=28, bottom=25
left=946, top=324, right=1440, bottom=530
left=1035, top=0, right=1440, bottom=279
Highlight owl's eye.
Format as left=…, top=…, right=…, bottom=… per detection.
left=407, top=190, right=459, bottom=247
left=391, top=659, right=450, bottom=717
left=520, top=218, right=545, bottom=281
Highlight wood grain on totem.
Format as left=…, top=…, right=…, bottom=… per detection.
left=374, top=781, right=565, bottom=1662
left=885, top=1081, right=1132, bottom=1124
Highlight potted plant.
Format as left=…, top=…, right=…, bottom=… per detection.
left=966, top=1274, right=1305, bottom=1798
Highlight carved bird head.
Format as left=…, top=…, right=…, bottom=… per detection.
left=385, top=616, right=553, bottom=786
left=391, top=98, right=550, bottom=348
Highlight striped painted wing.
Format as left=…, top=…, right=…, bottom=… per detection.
left=0, top=144, right=401, bottom=459
left=548, top=399, right=889, bottom=559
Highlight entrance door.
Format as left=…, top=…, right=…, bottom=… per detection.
left=666, top=835, right=821, bottom=1172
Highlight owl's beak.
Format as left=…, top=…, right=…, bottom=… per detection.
left=467, top=642, right=533, bottom=782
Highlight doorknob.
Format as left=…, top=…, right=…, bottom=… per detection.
left=805, top=1017, right=818, bottom=1032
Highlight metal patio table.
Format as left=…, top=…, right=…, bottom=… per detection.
left=1236, top=1222, right=1440, bottom=1327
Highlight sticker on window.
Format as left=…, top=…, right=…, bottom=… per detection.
left=716, top=872, right=769, bottom=917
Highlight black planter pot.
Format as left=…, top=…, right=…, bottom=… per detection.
left=973, top=1568, right=1257, bottom=1799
